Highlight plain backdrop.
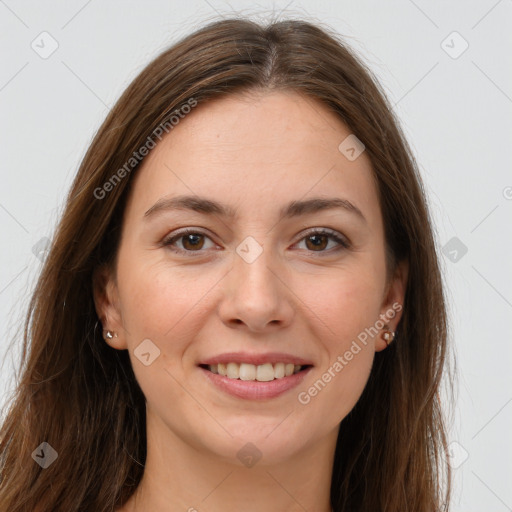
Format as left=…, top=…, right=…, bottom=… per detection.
left=1, top=1, right=511, bottom=510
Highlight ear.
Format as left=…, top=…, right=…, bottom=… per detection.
left=92, top=263, right=128, bottom=350
left=375, top=259, right=408, bottom=352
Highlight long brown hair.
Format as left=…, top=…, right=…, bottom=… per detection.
left=0, top=16, right=453, bottom=511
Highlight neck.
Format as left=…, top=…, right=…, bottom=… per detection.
left=121, top=411, right=337, bottom=512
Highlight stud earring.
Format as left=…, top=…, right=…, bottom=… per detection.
left=381, top=329, right=395, bottom=346
left=103, top=330, right=118, bottom=340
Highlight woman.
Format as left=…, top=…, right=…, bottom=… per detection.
left=0, top=17, right=453, bottom=511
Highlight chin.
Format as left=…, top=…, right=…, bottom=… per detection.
left=201, top=416, right=312, bottom=466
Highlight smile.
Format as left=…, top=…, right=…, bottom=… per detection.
left=200, top=362, right=311, bottom=381
left=198, top=364, right=313, bottom=400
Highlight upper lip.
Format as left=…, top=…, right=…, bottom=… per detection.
left=199, top=352, right=314, bottom=367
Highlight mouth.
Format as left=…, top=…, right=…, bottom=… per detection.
left=197, top=354, right=314, bottom=400
left=199, top=362, right=313, bottom=382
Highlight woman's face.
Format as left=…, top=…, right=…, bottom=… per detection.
left=95, top=90, right=406, bottom=465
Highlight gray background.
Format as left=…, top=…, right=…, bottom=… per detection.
left=1, top=1, right=511, bottom=510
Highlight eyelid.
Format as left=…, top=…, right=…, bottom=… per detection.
left=296, top=227, right=350, bottom=246
left=293, top=228, right=351, bottom=254
left=161, top=227, right=219, bottom=255
left=162, top=227, right=350, bottom=255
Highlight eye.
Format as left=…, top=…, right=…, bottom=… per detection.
left=162, top=229, right=217, bottom=255
left=294, top=228, right=350, bottom=254
left=162, top=227, right=350, bottom=256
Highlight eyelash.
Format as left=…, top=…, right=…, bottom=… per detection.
left=161, top=228, right=350, bottom=257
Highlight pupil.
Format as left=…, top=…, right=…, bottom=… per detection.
left=307, top=235, right=327, bottom=250
left=184, top=234, right=203, bottom=249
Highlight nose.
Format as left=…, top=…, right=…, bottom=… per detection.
left=217, top=243, right=295, bottom=333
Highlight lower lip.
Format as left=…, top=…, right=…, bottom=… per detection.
left=199, top=366, right=313, bottom=400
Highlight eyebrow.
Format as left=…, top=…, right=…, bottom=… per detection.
left=144, top=194, right=367, bottom=224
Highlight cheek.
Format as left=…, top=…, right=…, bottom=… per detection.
left=117, top=256, right=216, bottom=338
left=296, top=339, right=374, bottom=427
left=307, top=265, right=383, bottom=417
left=116, top=261, right=206, bottom=405
left=329, top=347, right=374, bottom=422
left=302, top=266, right=384, bottom=341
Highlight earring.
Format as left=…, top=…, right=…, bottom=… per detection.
left=103, top=330, right=118, bottom=340
left=381, top=329, right=395, bottom=346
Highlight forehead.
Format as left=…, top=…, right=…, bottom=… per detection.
left=124, top=90, right=381, bottom=227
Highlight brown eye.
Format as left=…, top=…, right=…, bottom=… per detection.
left=296, top=229, right=350, bottom=254
left=304, top=234, right=329, bottom=251
left=163, top=228, right=349, bottom=257
left=163, top=229, right=216, bottom=255
left=181, top=233, right=205, bottom=250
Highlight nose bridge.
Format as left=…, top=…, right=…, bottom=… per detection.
left=233, top=234, right=280, bottom=299
left=220, top=234, right=294, bottom=331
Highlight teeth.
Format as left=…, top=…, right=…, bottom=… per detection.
left=218, top=363, right=227, bottom=376
left=239, top=363, right=256, bottom=381
left=226, top=362, right=239, bottom=379
left=256, top=363, right=274, bottom=382
left=274, top=362, right=285, bottom=379
left=206, top=362, right=305, bottom=381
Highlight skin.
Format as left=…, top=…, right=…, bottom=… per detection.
left=93, top=90, right=408, bottom=512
